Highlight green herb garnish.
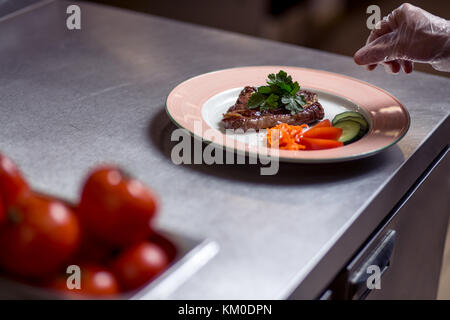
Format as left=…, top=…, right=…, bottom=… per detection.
left=247, top=70, right=306, bottom=114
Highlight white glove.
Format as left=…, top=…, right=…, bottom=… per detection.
left=354, top=3, right=450, bottom=73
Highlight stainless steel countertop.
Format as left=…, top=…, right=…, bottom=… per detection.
left=0, top=0, right=449, bottom=299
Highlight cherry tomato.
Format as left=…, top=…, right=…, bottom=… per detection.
left=111, top=241, right=170, bottom=291
left=299, top=137, right=344, bottom=150
left=311, top=119, right=331, bottom=128
left=0, top=154, right=30, bottom=208
left=49, top=265, right=120, bottom=297
left=148, top=232, right=177, bottom=262
left=0, top=193, right=81, bottom=278
left=302, top=127, right=343, bottom=140
left=78, top=166, right=158, bottom=248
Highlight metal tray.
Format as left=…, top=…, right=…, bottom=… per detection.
left=0, top=229, right=219, bottom=299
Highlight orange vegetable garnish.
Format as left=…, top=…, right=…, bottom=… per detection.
left=266, top=123, right=308, bottom=150
left=266, top=120, right=344, bottom=151
left=311, top=119, right=331, bottom=128
left=302, top=127, right=343, bottom=140
left=298, top=137, right=344, bottom=150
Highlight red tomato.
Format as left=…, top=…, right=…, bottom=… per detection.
left=0, top=194, right=81, bottom=278
left=0, top=197, right=5, bottom=226
left=302, top=127, right=343, bottom=140
left=111, top=242, right=170, bottom=291
left=148, top=232, right=177, bottom=262
left=49, top=265, right=120, bottom=297
left=0, top=154, right=30, bottom=208
left=77, top=166, right=158, bottom=248
left=311, top=119, right=331, bottom=128
left=299, top=137, right=344, bottom=150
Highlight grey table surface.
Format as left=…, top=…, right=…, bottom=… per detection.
left=0, top=0, right=449, bottom=299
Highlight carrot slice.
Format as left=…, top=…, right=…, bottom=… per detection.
left=299, top=137, right=344, bottom=150
left=302, top=127, right=343, bottom=140
left=311, top=119, right=331, bottom=128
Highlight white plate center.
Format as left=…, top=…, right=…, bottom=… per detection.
left=201, top=87, right=366, bottom=147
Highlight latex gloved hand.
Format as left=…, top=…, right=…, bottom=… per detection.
left=354, top=3, right=450, bottom=73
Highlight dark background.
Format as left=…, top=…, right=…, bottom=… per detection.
left=84, top=0, right=450, bottom=77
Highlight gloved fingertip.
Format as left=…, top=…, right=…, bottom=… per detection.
left=384, top=61, right=401, bottom=74
left=402, top=61, right=414, bottom=74
left=353, top=48, right=367, bottom=65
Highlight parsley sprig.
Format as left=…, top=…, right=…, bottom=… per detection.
left=247, top=70, right=306, bottom=115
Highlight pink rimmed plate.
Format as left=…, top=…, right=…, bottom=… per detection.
left=166, top=66, right=410, bottom=163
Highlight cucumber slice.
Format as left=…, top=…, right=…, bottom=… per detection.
left=332, top=111, right=365, bottom=125
left=335, top=116, right=368, bottom=133
left=334, top=120, right=361, bottom=144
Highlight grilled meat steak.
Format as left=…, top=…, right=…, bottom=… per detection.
left=222, top=86, right=324, bottom=131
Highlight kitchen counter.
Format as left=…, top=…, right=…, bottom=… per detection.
left=0, top=0, right=449, bottom=299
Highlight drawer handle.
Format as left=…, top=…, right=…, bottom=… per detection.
left=348, top=229, right=396, bottom=299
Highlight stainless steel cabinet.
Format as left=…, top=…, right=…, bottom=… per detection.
left=321, top=147, right=450, bottom=300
